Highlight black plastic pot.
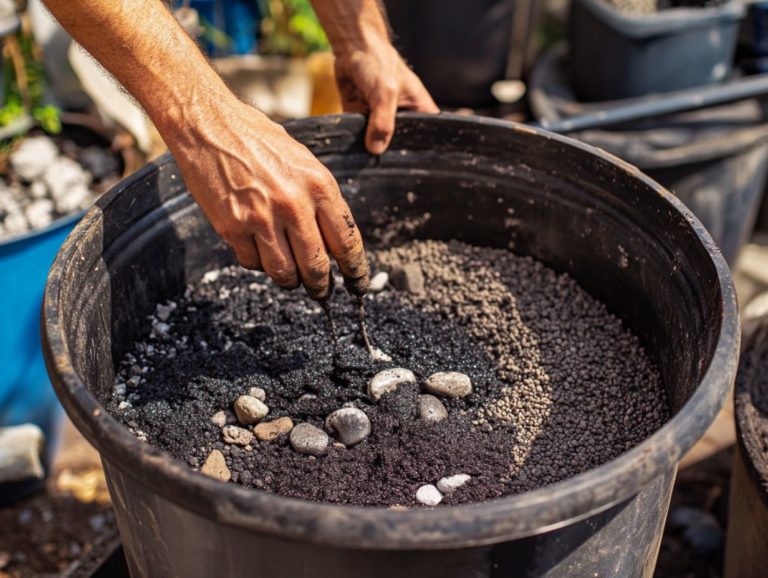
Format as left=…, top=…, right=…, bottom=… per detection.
left=382, top=0, right=514, bottom=108
left=568, top=0, right=745, bottom=102
left=725, top=318, right=768, bottom=578
left=530, top=45, right=768, bottom=265
left=43, top=113, right=738, bottom=578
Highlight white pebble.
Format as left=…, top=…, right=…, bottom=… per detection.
left=233, top=395, right=269, bottom=425
left=210, top=410, right=235, bottom=428
left=415, top=484, right=443, bottom=506
left=424, top=372, right=473, bottom=398
left=368, top=271, right=389, bottom=292
left=368, top=368, right=417, bottom=401
left=202, top=270, right=221, bottom=284
left=155, top=301, right=177, bottom=322
left=437, top=474, right=472, bottom=494
left=325, top=408, right=371, bottom=446
left=248, top=387, right=266, bottom=401
left=370, top=348, right=392, bottom=362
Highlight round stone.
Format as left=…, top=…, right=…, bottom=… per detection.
left=415, top=484, right=443, bottom=506
left=248, top=387, right=266, bottom=401
left=423, top=372, right=472, bottom=398
left=200, top=450, right=230, bottom=482
left=368, top=368, right=417, bottom=401
left=419, top=394, right=448, bottom=422
left=234, top=395, right=269, bottom=425
left=325, top=408, right=371, bottom=447
left=222, top=425, right=253, bottom=446
left=437, top=474, right=471, bottom=494
left=254, top=417, right=294, bottom=442
left=368, top=271, right=389, bottom=292
left=289, top=423, right=329, bottom=456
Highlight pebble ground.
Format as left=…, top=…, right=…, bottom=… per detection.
left=109, top=240, right=669, bottom=506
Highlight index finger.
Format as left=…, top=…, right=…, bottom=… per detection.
left=316, top=196, right=370, bottom=296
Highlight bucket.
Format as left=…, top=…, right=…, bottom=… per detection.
left=42, top=113, right=738, bottom=578
left=725, top=317, right=768, bottom=578
left=568, top=0, right=744, bottom=101
left=530, top=45, right=768, bottom=265
left=0, top=213, right=79, bottom=436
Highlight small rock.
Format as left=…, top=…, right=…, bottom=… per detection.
left=254, top=417, right=294, bottom=442
left=210, top=410, right=236, bottom=428
left=415, top=484, right=443, bottom=506
left=10, top=136, right=59, bottom=181
left=0, top=424, right=45, bottom=483
left=424, top=372, right=473, bottom=398
left=370, top=347, right=392, bottom=362
left=151, top=321, right=170, bottom=339
left=233, top=395, right=269, bottom=425
left=222, top=425, right=253, bottom=446
left=390, top=263, right=425, bottom=295
left=248, top=387, right=266, bottom=401
left=200, top=450, right=230, bottom=482
left=29, top=180, right=48, bottom=198
left=369, top=271, right=389, bottom=292
left=368, top=368, right=417, bottom=401
left=437, top=474, right=472, bottom=494
left=325, top=408, right=371, bottom=446
left=419, top=394, right=448, bottom=422
left=289, top=423, right=329, bottom=456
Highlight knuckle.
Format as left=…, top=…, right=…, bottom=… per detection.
left=269, top=263, right=299, bottom=289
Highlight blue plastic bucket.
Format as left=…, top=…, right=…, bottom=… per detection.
left=0, top=213, right=81, bottom=440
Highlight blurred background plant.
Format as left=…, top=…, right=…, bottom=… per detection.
left=1, top=15, right=60, bottom=138
left=257, top=0, right=328, bottom=57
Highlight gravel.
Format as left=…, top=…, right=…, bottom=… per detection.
left=0, top=134, right=119, bottom=240
left=108, top=239, right=668, bottom=507
left=201, top=449, right=231, bottom=482
left=233, top=395, right=269, bottom=425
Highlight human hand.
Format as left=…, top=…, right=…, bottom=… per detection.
left=167, top=95, right=369, bottom=299
left=334, top=44, right=439, bottom=155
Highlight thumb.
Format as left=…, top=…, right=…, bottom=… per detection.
left=365, top=91, right=398, bottom=155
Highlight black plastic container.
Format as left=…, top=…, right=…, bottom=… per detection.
left=530, top=46, right=768, bottom=264
left=725, top=318, right=768, bottom=578
left=569, top=0, right=745, bottom=101
left=42, top=114, right=739, bottom=578
left=382, top=0, right=514, bottom=108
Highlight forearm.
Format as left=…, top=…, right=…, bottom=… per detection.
left=309, top=0, right=391, bottom=55
left=41, top=0, right=244, bottom=138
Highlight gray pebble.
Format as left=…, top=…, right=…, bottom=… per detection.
left=419, top=394, right=448, bottom=422
left=368, top=271, right=389, bottom=292
left=233, top=395, right=269, bottom=425
left=222, top=425, right=253, bottom=446
left=368, top=368, right=417, bottom=401
left=248, top=387, right=266, bottom=401
left=325, top=408, right=371, bottom=446
left=289, top=423, right=329, bottom=456
left=437, top=474, right=471, bottom=494
left=424, top=372, right=473, bottom=398
left=415, top=484, right=443, bottom=506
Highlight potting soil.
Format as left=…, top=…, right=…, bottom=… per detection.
left=108, top=240, right=669, bottom=507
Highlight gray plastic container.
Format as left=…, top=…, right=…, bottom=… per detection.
left=569, top=0, right=745, bottom=101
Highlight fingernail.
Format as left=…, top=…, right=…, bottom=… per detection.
left=369, top=139, right=386, bottom=155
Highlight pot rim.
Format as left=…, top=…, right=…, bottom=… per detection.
left=42, top=112, right=739, bottom=550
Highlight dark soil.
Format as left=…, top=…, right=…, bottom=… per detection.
left=108, top=240, right=669, bottom=507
